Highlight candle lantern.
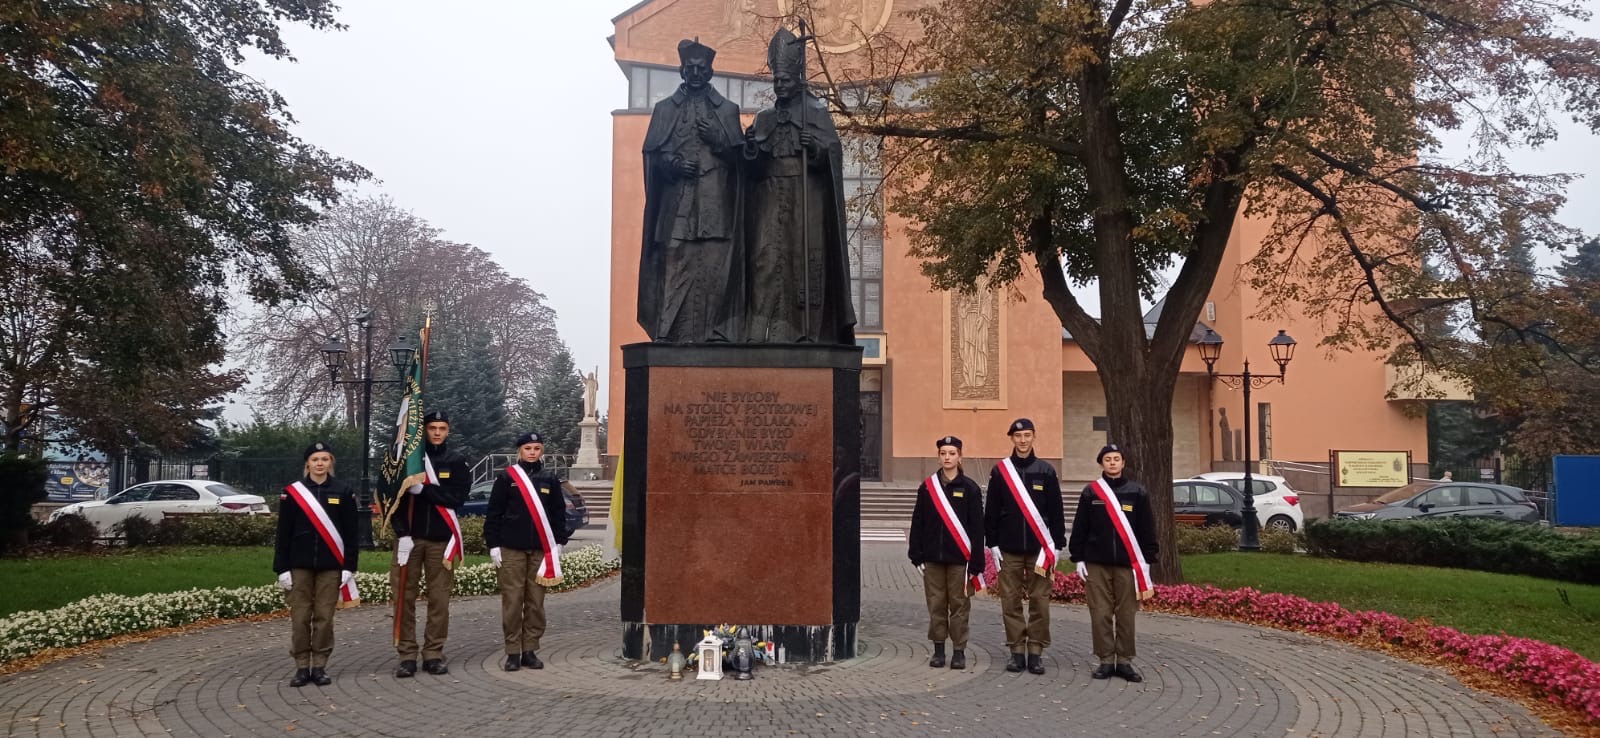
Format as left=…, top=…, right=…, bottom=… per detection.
left=696, top=632, right=723, bottom=681
left=667, top=643, right=686, bottom=680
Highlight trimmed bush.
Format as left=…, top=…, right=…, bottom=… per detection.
left=1177, top=525, right=1238, bottom=555
left=39, top=515, right=98, bottom=550
left=1304, top=518, right=1600, bottom=584
left=161, top=515, right=278, bottom=547
left=0, top=454, right=48, bottom=555
left=1258, top=527, right=1302, bottom=554
left=114, top=516, right=163, bottom=547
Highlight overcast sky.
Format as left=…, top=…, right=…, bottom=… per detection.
left=235, top=0, right=1600, bottom=417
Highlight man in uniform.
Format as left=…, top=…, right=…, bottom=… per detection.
left=984, top=418, right=1065, bottom=674
left=391, top=410, right=469, bottom=677
left=1068, top=444, right=1158, bottom=682
left=485, top=431, right=572, bottom=671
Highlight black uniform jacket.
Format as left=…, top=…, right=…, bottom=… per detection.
left=984, top=452, right=1066, bottom=556
left=274, top=475, right=359, bottom=574
left=1067, top=475, right=1160, bottom=568
left=393, top=442, right=469, bottom=542
left=484, top=460, right=572, bottom=552
left=908, top=471, right=985, bottom=573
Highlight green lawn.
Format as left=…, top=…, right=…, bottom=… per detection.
left=0, top=547, right=490, bottom=617
left=1181, top=553, right=1600, bottom=660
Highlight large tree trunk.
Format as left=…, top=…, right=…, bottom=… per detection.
left=1099, top=364, right=1184, bottom=584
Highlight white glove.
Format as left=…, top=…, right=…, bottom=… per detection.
left=277, top=571, right=293, bottom=590
left=396, top=536, right=414, bottom=566
left=340, top=570, right=353, bottom=586
left=408, top=483, right=423, bottom=495
left=1075, top=561, right=1089, bottom=580
left=491, top=547, right=503, bottom=568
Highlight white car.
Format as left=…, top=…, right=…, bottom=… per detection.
left=1191, top=472, right=1305, bottom=532
left=49, top=480, right=270, bottom=535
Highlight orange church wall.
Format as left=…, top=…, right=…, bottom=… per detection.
left=606, top=112, right=652, bottom=455
left=1203, top=211, right=1429, bottom=466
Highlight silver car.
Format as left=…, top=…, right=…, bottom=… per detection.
left=1335, top=481, right=1541, bottom=522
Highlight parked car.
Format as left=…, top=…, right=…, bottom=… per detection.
left=48, top=480, right=269, bottom=535
left=462, top=479, right=590, bottom=530
left=1190, top=472, right=1305, bottom=532
left=1334, top=481, right=1540, bottom=522
left=1171, top=479, right=1245, bottom=528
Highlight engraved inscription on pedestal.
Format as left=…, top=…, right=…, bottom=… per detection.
left=644, top=366, right=834, bottom=625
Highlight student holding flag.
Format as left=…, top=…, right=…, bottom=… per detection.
left=485, top=431, right=572, bottom=671
left=984, top=418, right=1066, bottom=675
left=1067, top=444, right=1158, bottom=682
left=390, top=410, right=470, bottom=678
left=907, top=435, right=985, bottom=670
left=273, top=441, right=360, bottom=688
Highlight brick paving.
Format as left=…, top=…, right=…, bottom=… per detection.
left=1, top=544, right=1565, bottom=737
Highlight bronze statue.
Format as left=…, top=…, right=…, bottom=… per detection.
left=637, top=39, right=746, bottom=343
left=742, top=27, right=856, bottom=344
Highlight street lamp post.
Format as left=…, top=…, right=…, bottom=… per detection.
left=320, top=311, right=416, bottom=549
left=1197, top=328, right=1297, bottom=552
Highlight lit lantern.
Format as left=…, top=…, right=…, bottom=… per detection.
left=696, top=632, right=723, bottom=681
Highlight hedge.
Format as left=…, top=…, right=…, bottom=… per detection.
left=1303, top=518, right=1600, bottom=584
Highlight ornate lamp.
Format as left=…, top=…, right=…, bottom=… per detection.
left=733, top=628, right=755, bottom=680
left=319, top=337, right=348, bottom=378
left=388, top=334, right=416, bottom=375
left=696, top=632, right=723, bottom=681
left=1268, top=330, right=1298, bottom=375
left=1197, top=328, right=1223, bottom=374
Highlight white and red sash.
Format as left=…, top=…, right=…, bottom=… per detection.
left=508, top=465, right=564, bottom=586
left=423, top=454, right=464, bottom=567
left=924, top=473, right=987, bottom=592
left=997, top=458, right=1057, bottom=577
left=1089, top=478, right=1154, bottom=593
left=284, top=482, right=360, bottom=604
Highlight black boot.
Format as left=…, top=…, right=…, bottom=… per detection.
left=521, top=651, right=543, bottom=669
left=928, top=642, right=946, bottom=669
left=422, top=658, right=449, bottom=675
left=1027, top=654, right=1046, bottom=675
left=949, top=649, right=966, bottom=670
left=1092, top=663, right=1116, bottom=679
left=1005, top=652, right=1025, bottom=673
left=1114, top=662, right=1144, bottom=683
left=309, top=667, right=331, bottom=686
left=288, top=668, right=311, bottom=687
left=503, top=655, right=521, bottom=672
left=394, top=660, right=417, bottom=678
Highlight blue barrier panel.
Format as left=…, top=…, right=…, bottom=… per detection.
left=1552, top=455, right=1600, bottom=526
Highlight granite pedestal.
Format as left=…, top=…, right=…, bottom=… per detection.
left=620, top=343, right=861, bottom=662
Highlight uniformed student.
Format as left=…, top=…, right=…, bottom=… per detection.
left=907, top=436, right=985, bottom=670
left=1067, top=444, right=1159, bottom=682
left=485, top=431, right=572, bottom=671
left=273, top=441, right=359, bottom=687
left=391, top=411, right=470, bottom=677
left=984, top=418, right=1066, bottom=674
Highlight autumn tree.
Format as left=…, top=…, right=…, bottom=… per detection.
left=1, top=0, right=366, bottom=452
left=513, top=346, right=585, bottom=457
left=802, top=0, right=1600, bottom=581
left=232, top=197, right=562, bottom=424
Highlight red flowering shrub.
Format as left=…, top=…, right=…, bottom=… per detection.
left=1050, top=572, right=1600, bottom=724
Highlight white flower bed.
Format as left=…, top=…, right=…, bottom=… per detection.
left=0, top=545, right=619, bottom=665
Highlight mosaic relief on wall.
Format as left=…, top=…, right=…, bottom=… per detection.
left=627, top=1, right=903, bottom=61
left=944, top=283, right=1005, bottom=408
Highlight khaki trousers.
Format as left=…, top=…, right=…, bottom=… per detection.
left=921, top=563, right=972, bottom=648
left=287, top=568, right=340, bottom=668
left=1085, top=562, right=1139, bottom=662
left=391, top=538, right=454, bottom=661
left=498, top=549, right=549, bottom=654
left=999, top=551, right=1053, bottom=654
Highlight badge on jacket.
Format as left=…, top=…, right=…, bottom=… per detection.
left=539, top=485, right=550, bottom=495
left=953, top=491, right=964, bottom=498
left=1121, top=504, right=1133, bottom=512
left=328, top=497, right=341, bottom=505
left=439, top=472, right=451, bottom=479
left=1031, top=484, right=1044, bottom=491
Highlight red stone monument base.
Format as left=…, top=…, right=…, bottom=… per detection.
left=620, top=343, right=861, bottom=663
